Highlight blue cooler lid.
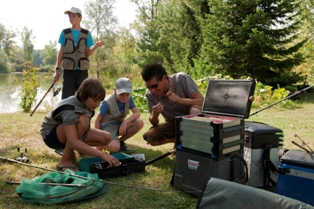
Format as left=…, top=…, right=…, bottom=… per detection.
left=281, top=150, right=314, bottom=169
left=202, top=79, right=256, bottom=119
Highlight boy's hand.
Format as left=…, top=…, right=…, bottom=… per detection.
left=101, top=154, right=120, bottom=167
left=96, top=41, right=105, bottom=47
left=119, top=122, right=127, bottom=135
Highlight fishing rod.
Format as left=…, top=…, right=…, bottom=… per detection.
left=0, top=154, right=191, bottom=193
left=29, top=71, right=62, bottom=117
left=250, top=83, right=314, bottom=117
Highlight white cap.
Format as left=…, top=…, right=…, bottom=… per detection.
left=116, top=78, right=133, bottom=95
left=64, top=7, right=82, bottom=15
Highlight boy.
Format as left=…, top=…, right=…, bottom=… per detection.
left=53, top=7, right=105, bottom=99
left=95, top=77, right=144, bottom=153
left=40, top=78, right=120, bottom=171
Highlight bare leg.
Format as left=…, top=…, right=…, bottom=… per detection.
left=56, top=114, right=89, bottom=169
left=107, top=119, right=144, bottom=153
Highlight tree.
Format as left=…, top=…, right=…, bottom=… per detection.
left=83, top=0, right=119, bottom=79
left=42, top=40, right=57, bottom=65
left=156, top=0, right=210, bottom=76
left=20, top=26, right=35, bottom=61
left=131, top=0, right=165, bottom=67
left=0, top=23, right=17, bottom=59
left=197, top=0, right=307, bottom=86
left=0, top=51, right=10, bottom=73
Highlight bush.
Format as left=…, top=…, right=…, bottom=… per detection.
left=20, top=62, right=40, bottom=113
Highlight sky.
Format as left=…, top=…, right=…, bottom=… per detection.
left=0, top=0, right=137, bottom=50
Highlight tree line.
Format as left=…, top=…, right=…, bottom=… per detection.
left=1, top=0, right=314, bottom=88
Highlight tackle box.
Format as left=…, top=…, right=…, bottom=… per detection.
left=276, top=150, right=314, bottom=206
left=79, top=152, right=132, bottom=172
left=174, top=79, right=256, bottom=196
left=89, top=157, right=146, bottom=179
left=244, top=121, right=284, bottom=187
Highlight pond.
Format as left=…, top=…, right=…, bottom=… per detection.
left=0, top=73, right=62, bottom=114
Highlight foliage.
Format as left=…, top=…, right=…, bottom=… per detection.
left=133, top=87, right=149, bottom=113
left=41, top=41, right=57, bottom=65
left=196, top=0, right=307, bottom=87
left=20, top=26, right=34, bottom=61
left=0, top=23, right=16, bottom=59
left=0, top=51, right=10, bottom=73
left=20, top=62, right=40, bottom=113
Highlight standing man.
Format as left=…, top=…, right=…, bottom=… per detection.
left=141, top=62, right=204, bottom=147
left=53, top=7, right=104, bottom=99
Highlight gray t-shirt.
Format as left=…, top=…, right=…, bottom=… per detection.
left=146, top=72, right=199, bottom=121
left=40, top=95, right=94, bottom=139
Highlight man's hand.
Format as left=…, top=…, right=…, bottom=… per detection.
left=152, top=102, right=163, bottom=116
left=166, top=91, right=181, bottom=103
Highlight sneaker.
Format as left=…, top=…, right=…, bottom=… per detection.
left=120, top=140, right=130, bottom=152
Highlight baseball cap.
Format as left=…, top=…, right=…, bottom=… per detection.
left=64, top=7, right=82, bottom=15
left=116, top=77, right=133, bottom=95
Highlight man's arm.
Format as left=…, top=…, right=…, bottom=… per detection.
left=166, top=90, right=204, bottom=107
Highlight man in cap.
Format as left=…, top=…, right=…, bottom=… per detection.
left=53, top=7, right=105, bottom=99
left=95, top=77, right=144, bottom=153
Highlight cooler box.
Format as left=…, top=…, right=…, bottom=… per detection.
left=244, top=121, right=284, bottom=187
left=276, top=150, right=314, bottom=206
left=174, top=79, right=256, bottom=196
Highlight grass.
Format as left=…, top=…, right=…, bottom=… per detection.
left=0, top=92, right=313, bottom=208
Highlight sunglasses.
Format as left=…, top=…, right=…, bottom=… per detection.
left=147, top=80, right=160, bottom=90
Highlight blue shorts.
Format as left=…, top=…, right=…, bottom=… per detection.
left=44, top=126, right=65, bottom=149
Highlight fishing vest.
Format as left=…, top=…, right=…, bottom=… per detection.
left=40, top=95, right=94, bottom=139
left=100, top=93, right=130, bottom=128
left=62, top=28, right=90, bottom=70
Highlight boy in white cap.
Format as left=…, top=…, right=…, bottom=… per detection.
left=53, top=7, right=105, bottom=99
left=95, top=77, right=144, bottom=153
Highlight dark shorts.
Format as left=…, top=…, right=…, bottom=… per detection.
left=143, top=119, right=176, bottom=144
left=44, top=126, right=65, bottom=149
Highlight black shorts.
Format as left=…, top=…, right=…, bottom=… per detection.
left=44, top=126, right=65, bottom=149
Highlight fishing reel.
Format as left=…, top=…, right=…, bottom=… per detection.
left=16, top=147, right=31, bottom=163
left=53, top=87, right=62, bottom=97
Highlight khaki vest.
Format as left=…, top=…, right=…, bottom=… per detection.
left=62, top=28, right=90, bottom=70
left=100, top=94, right=130, bottom=128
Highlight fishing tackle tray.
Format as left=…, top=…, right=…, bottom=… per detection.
left=89, top=157, right=146, bottom=179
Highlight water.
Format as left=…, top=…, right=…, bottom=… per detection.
left=0, top=73, right=62, bottom=114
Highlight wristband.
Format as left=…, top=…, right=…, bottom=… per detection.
left=55, top=67, right=60, bottom=71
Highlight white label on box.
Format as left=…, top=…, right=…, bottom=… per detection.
left=188, top=159, right=200, bottom=170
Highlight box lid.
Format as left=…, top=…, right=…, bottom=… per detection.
left=202, top=79, right=256, bottom=118
left=281, top=150, right=314, bottom=169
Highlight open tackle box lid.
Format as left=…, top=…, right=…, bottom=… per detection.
left=201, top=79, right=256, bottom=119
